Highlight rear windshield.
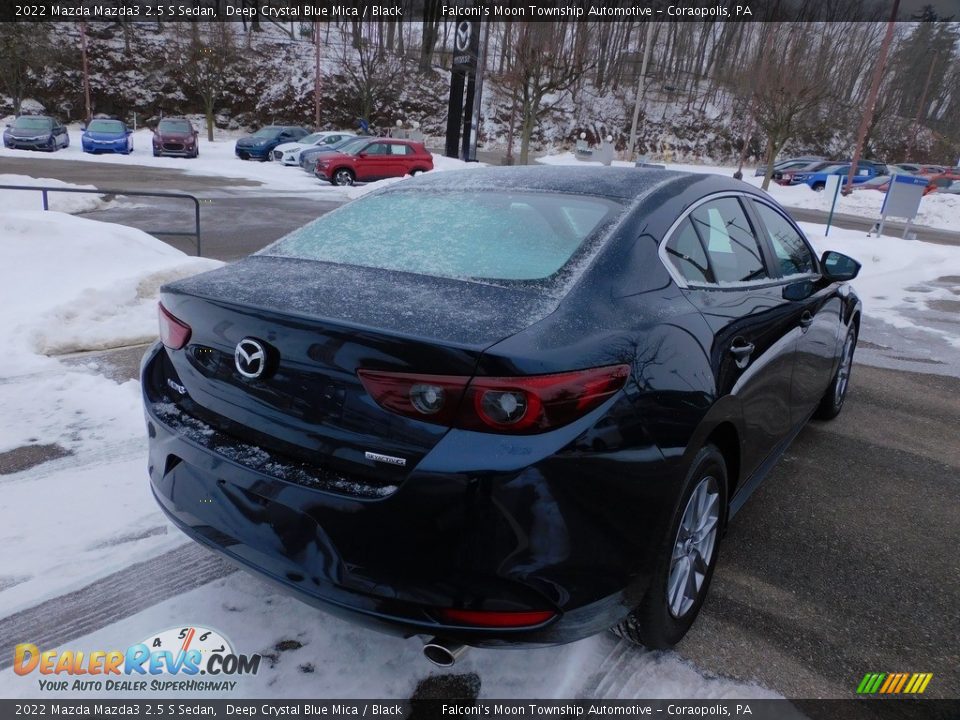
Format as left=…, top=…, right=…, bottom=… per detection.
left=14, top=116, right=52, bottom=130
left=263, top=190, right=623, bottom=282
left=158, top=119, right=192, bottom=132
left=88, top=120, right=124, bottom=132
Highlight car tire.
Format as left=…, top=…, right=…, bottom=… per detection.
left=811, top=182, right=825, bottom=192
left=612, top=444, right=727, bottom=649
left=814, top=324, right=857, bottom=421
left=332, top=169, right=355, bottom=186
left=410, top=169, right=424, bottom=176
left=153, top=149, right=160, bottom=157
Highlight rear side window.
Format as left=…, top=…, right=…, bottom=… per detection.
left=689, top=198, right=769, bottom=284
left=752, top=202, right=816, bottom=277
left=665, top=217, right=711, bottom=284
left=389, top=144, right=411, bottom=155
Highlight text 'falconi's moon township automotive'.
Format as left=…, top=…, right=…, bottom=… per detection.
left=141, top=166, right=861, bottom=664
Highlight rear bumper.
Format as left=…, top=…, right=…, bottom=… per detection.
left=141, top=343, right=676, bottom=646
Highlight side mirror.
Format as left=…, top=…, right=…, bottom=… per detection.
left=126, top=129, right=133, bottom=135
left=782, top=279, right=815, bottom=301
left=821, top=251, right=861, bottom=281
left=358, top=152, right=368, bottom=158
left=80, top=126, right=86, bottom=131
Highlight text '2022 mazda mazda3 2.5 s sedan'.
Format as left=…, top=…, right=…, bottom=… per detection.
left=142, top=167, right=861, bottom=664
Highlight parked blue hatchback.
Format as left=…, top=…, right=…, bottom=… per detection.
left=235, top=125, right=309, bottom=161
left=82, top=119, right=133, bottom=154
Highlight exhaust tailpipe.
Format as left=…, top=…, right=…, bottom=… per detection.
left=422, top=637, right=468, bottom=667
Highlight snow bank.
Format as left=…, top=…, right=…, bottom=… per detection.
left=0, top=212, right=222, bottom=612
left=1, top=211, right=221, bottom=363
left=0, top=173, right=108, bottom=214
left=804, top=222, right=960, bottom=343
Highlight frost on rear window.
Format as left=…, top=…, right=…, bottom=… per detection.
left=261, top=191, right=623, bottom=282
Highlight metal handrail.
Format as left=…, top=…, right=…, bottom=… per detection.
left=0, top=184, right=202, bottom=256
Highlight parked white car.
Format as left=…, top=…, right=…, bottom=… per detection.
left=271, top=131, right=356, bottom=165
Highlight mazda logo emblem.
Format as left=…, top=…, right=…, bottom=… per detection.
left=235, top=338, right=267, bottom=379
left=455, top=21, right=471, bottom=51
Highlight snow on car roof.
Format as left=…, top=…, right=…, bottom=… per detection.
left=398, top=165, right=700, bottom=200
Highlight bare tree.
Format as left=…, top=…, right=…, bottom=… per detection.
left=499, top=22, right=589, bottom=165
left=749, top=26, right=834, bottom=190
left=0, top=23, right=51, bottom=115
left=334, top=25, right=405, bottom=126
left=182, top=24, right=239, bottom=141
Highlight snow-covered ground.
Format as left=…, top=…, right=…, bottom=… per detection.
left=537, top=153, right=959, bottom=232
left=0, top=211, right=220, bottom=615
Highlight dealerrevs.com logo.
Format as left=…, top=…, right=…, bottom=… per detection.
left=13, top=626, right=261, bottom=693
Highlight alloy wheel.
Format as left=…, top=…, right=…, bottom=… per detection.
left=334, top=170, right=354, bottom=186
left=667, top=475, right=720, bottom=618
left=835, top=332, right=855, bottom=406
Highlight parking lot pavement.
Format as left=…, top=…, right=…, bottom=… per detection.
left=680, top=364, right=960, bottom=701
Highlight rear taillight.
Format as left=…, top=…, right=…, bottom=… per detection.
left=158, top=302, right=191, bottom=350
left=355, top=371, right=469, bottom=426
left=357, top=364, right=630, bottom=435
left=433, top=608, right=557, bottom=628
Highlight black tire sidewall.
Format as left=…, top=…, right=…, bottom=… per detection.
left=632, top=445, right=728, bottom=649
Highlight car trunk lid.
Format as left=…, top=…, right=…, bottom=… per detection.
left=157, top=256, right=558, bottom=487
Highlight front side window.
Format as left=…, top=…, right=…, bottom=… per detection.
left=689, top=198, right=769, bottom=284
left=753, top=202, right=816, bottom=277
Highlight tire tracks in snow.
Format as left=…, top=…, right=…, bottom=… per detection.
left=0, top=544, right=235, bottom=671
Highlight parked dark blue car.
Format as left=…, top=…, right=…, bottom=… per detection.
left=143, top=167, right=863, bottom=663
left=235, top=125, right=309, bottom=161
left=82, top=119, right=133, bottom=154
left=3, top=115, right=70, bottom=151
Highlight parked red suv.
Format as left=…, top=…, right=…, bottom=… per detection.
left=314, top=138, right=433, bottom=185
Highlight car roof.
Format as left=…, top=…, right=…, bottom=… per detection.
left=390, top=166, right=730, bottom=201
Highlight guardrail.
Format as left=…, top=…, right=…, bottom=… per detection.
left=0, top=185, right=203, bottom=256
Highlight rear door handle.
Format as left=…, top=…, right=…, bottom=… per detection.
left=800, top=311, right=814, bottom=328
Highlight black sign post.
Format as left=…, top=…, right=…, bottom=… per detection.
left=446, top=17, right=481, bottom=160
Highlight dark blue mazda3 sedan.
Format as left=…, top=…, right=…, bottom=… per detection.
left=142, top=167, right=861, bottom=662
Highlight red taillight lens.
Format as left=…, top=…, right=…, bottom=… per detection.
left=433, top=608, right=557, bottom=628
left=357, top=370, right=469, bottom=426
left=357, top=364, right=630, bottom=435
left=158, top=302, right=191, bottom=350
